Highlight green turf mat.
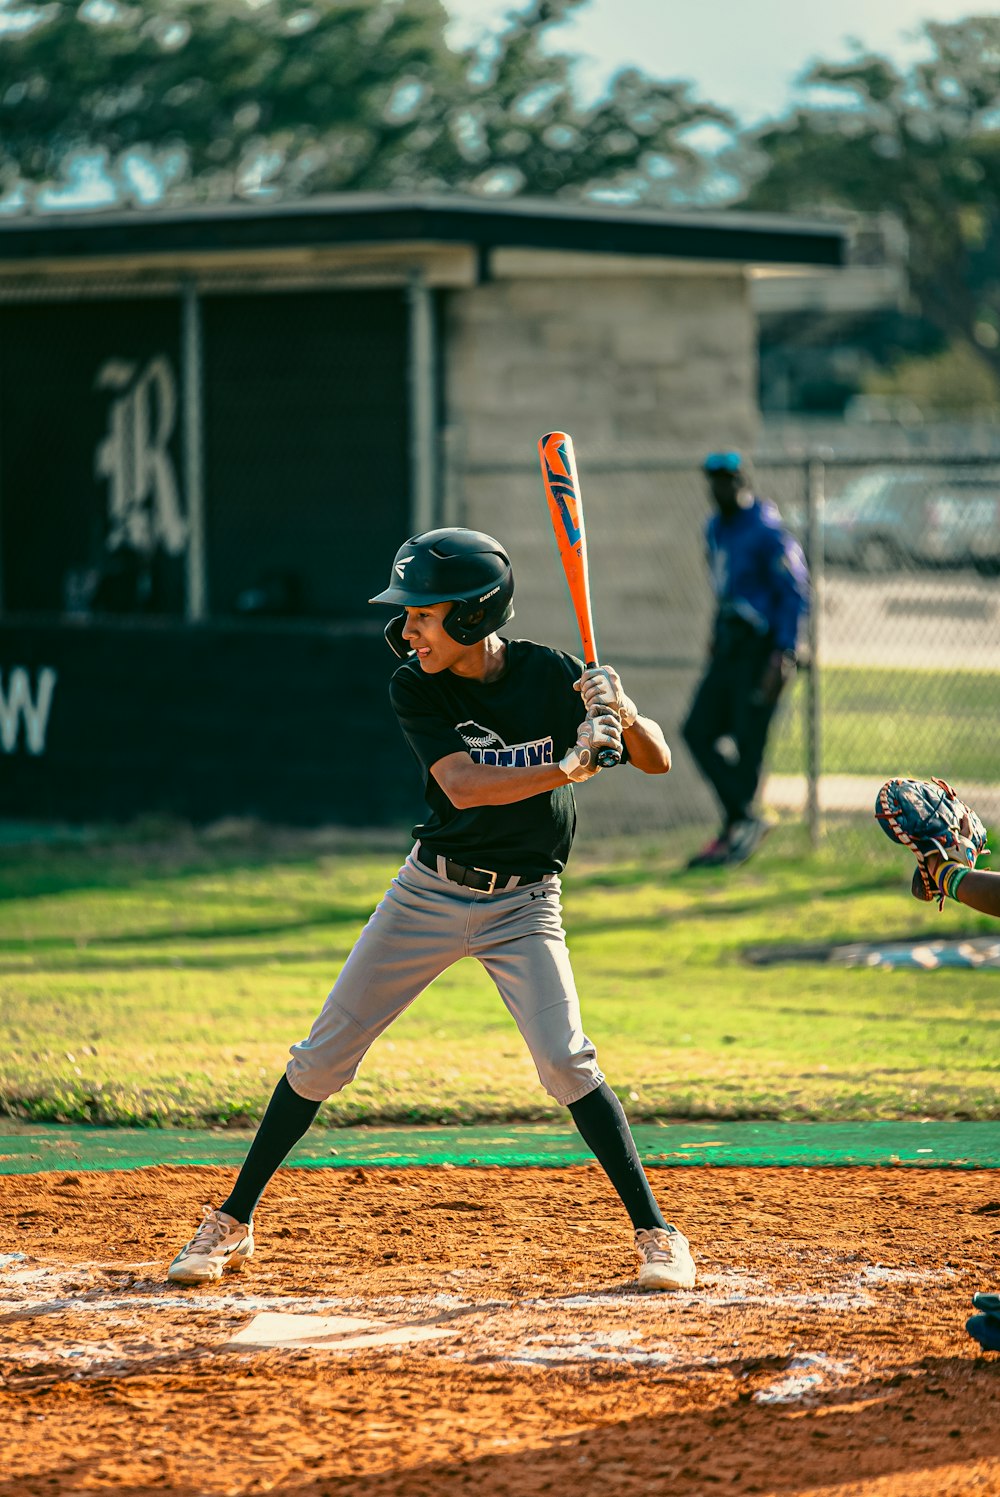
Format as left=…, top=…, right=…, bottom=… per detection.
left=2, top=1121, right=999, bottom=1174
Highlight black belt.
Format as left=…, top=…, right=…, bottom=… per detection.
left=416, top=843, right=547, bottom=893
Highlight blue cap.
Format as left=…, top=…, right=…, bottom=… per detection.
left=703, top=451, right=743, bottom=474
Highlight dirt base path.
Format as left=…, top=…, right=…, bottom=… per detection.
left=2, top=1164, right=999, bottom=1496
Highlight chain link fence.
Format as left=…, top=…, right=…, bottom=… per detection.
left=465, top=447, right=1000, bottom=849
left=764, top=452, right=1000, bottom=847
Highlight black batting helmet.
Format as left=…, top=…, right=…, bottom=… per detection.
left=369, top=527, right=515, bottom=659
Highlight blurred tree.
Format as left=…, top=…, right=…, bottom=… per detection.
left=0, top=0, right=730, bottom=209
left=0, top=0, right=463, bottom=205
left=436, top=0, right=731, bottom=204
left=740, top=16, right=1000, bottom=384
left=863, top=339, right=1000, bottom=415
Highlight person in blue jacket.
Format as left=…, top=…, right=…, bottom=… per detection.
left=682, top=450, right=810, bottom=868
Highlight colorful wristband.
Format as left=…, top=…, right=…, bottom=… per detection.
left=937, top=863, right=970, bottom=903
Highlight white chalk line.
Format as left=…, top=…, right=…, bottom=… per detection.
left=0, top=1253, right=926, bottom=1396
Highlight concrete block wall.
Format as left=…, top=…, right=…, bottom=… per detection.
left=443, top=265, right=762, bottom=839
left=448, top=269, right=756, bottom=462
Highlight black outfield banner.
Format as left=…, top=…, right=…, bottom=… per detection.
left=0, top=299, right=185, bottom=618
left=0, top=288, right=410, bottom=625
left=203, top=289, right=409, bottom=620
left=0, top=621, right=420, bottom=827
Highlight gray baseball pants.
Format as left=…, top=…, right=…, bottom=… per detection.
left=286, top=847, right=604, bottom=1106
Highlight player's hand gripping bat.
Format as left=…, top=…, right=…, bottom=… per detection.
left=538, top=431, right=621, bottom=768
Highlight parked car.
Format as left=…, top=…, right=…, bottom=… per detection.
left=822, top=470, right=1000, bottom=572
left=928, top=489, right=1000, bottom=575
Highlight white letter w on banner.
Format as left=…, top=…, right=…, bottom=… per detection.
left=0, top=667, right=58, bottom=754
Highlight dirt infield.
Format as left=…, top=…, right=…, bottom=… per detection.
left=2, top=1163, right=999, bottom=1496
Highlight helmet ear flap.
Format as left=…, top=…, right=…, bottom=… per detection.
left=384, top=613, right=411, bottom=659
left=442, top=597, right=513, bottom=646
left=451, top=606, right=486, bottom=641
left=373, top=529, right=515, bottom=653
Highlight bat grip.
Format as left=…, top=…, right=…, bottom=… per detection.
left=583, top=660, right=622, bottom=768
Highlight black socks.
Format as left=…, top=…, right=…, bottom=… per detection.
left=218, top=1075, right=666, bottom=1234
left=568, top=1081, right=668, bottom=1232
left=218, top=1073, right=322, bottom=1224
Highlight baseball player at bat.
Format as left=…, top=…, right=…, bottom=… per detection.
left=168, top=527, right=696, bottom=1293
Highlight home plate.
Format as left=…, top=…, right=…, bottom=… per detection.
left=226, top=1312, right=458, bottom=1352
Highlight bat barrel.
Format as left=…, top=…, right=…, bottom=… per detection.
left=539, top=430, right=621, bottom=771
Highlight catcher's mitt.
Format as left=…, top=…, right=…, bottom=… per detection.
left=874, top=777, right=988, bottom=907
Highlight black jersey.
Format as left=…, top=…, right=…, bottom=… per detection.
left=389, top=637, right=591, bottom=875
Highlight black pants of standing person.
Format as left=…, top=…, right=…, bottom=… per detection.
left=682, top=625, right=781, bottom=831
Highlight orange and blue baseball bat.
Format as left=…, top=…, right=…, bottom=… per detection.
left=538, top=431, right=620, bottom=767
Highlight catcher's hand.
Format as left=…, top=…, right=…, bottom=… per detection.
left=560, top=711, right=622, bottom=782
left=573, top=665, right=638, bottom=729
left=875, top=777, right=988, bottom=907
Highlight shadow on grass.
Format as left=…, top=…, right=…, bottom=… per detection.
left=568, top=850, right=899, bottom=895
left=567, top=875, right=911, bottom=942
left=0, top=906, right=371, bottom=955
left=572, top=864, right=897, bottom=907
left=0, top=951, right=349, bottom=975
left=0, top=827, right=406, bottom=906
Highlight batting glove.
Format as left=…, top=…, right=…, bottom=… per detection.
left=573, top=665, right=638, bottom=729
left=560, top=711, right=622, bottom=781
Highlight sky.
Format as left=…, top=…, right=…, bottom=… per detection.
left=444, top=0, right=981, bottom=124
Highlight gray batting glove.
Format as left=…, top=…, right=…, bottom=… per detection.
left=559, top=711, right=622, bottom=781
left=573, top=665, right=638, bottom=729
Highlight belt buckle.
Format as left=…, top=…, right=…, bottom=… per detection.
left=472, top=865, right=498, bottom=894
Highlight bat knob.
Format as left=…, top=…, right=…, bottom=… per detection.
left=597, top=748, right=621, bottom=769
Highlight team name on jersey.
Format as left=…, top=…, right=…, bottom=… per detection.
left=476, top=739, right=554, bottom=768
left=456, top=720, right=554, bottom=769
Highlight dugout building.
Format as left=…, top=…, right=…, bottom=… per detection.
left=0, top=195, right=843, bottom=831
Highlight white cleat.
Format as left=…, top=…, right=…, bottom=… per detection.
left=635, top=1226, right=696, bottom=1291
left=168, top=1207, right=254, bottom=1285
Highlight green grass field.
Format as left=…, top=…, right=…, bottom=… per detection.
left=2, top=821, right=998, bottom=1128
left=771, top=667, right=998, bottom=782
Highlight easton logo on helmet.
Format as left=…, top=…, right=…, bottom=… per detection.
left=371, top=528, right=515, bottom=656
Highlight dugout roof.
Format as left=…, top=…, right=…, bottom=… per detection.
left=0, top=193, right=845, bottom=284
